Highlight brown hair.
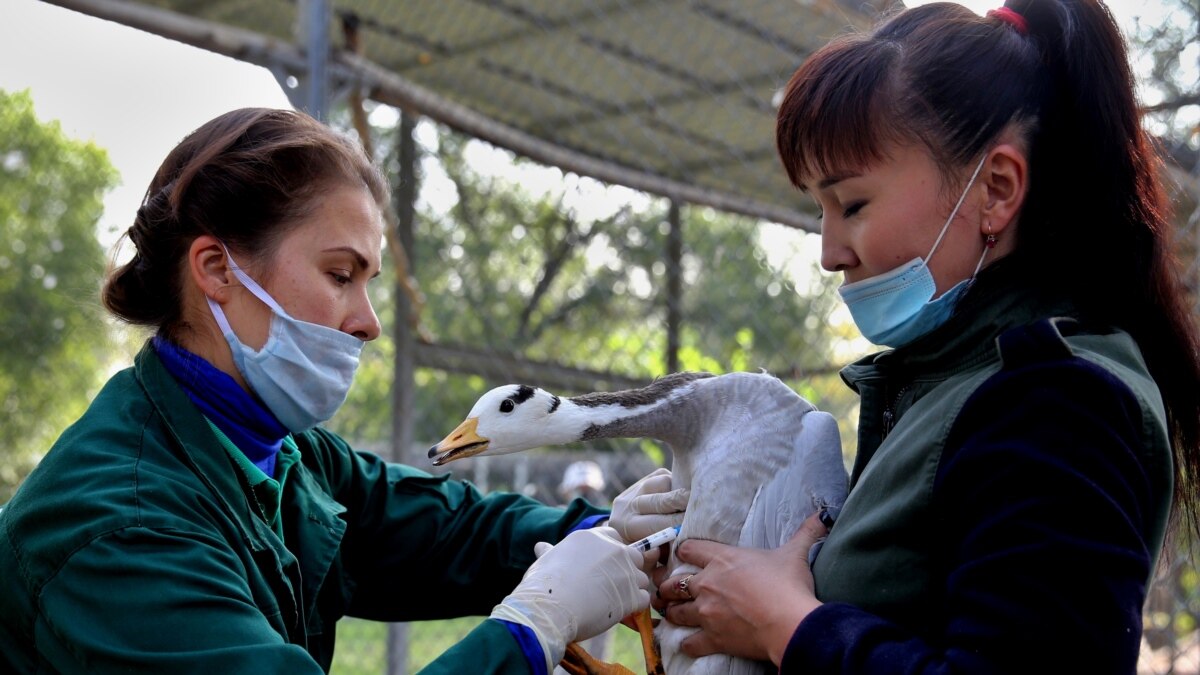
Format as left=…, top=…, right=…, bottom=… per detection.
left=102, top=107, right=388, bottom=339
left=777, top=0, right=1200, bottom=541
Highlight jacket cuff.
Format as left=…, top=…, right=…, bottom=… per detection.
left=779, top=602, right=867, bottom=672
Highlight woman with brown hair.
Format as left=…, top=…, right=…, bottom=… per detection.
left=0, top=107, right=684, bottom=674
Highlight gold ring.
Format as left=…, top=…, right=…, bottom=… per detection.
left=677, top=574, right=695, bottom=600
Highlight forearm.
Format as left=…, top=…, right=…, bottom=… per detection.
left=319, top=443, right=605, bottom=619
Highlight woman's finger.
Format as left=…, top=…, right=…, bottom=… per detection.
left=680, top=628, right=719, bottom=659
left=658, top=572, right=701, bottom=603
left=782, top=511, right=831, bottom=559
left=674, top=538, right=729, bottom=568
left=664, top=595, right=700, bottom=627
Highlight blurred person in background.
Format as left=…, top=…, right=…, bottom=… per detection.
left=558, top=460, right=608, bottom=506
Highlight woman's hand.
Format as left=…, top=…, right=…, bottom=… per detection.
left=490, top=527, right=651, bottom=669
left=656, top=512, right=829, bottom=665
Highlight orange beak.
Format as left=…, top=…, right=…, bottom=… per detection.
left=427, top=417, right=489, bottom=466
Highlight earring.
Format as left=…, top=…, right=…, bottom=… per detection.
left=984, top=222, right=997, bottom=249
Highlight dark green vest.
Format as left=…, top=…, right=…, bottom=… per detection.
left=812, top=286, right=1173, bottom=635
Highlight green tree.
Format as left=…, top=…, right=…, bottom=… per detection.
left=0, top=89, right=117, bottom=501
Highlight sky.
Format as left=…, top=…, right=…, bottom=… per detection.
left=0, top=0, right=293, bottom=248
left=0, top=0, right=1180, bottom=254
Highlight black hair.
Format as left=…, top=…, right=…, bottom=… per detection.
left=777, top=0, right=1200, bottom=544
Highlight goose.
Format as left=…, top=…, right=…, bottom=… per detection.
left=429, top=371, right=849, bottom=675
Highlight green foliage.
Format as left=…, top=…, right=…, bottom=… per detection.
left=0, top=89, right=117, bottom=501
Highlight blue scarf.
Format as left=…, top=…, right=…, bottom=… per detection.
left=153, top=337, right=286, bottom=477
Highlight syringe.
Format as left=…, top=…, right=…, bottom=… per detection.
left=627, top=525, right=681, bottom=552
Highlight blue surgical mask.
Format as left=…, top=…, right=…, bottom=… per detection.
left=838, top=155, right=990, bottom=348
left=206, top=247, right=363, bottom=432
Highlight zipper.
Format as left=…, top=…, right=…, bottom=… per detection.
left=881, top=384, right=909, bottom=439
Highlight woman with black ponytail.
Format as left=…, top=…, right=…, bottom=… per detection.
left=655, top=1, right=1200, bottom=672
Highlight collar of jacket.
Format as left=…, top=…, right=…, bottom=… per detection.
left=839, top=258, right=1078, bottom=391
left=136, top=341, right=354, bottom=641
left=134, top=341, right=285, bottom=554
left=837, top=260, right=1082, bottom=483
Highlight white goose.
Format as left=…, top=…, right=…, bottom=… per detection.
left=430, top=371, right=849, bottom=675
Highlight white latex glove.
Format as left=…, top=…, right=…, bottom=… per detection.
left=490, top=526, right=650, bottom=673
left=608, top=467, right=689, bottom=544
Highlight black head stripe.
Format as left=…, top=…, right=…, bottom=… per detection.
left=548, top=395, right=561, bottom=413
left=512, top=385, right=536, bottom=404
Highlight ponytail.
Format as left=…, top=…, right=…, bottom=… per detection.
left=776, top=0, right=1200, bottom=544
left=1011, top=0, right=1200, bottom=542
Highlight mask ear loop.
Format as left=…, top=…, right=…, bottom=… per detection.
left=973, top=223, right=996, bottom=277
left=925, top=154, right=989, bottom=264
left=220, top=244, right=291, bottom=318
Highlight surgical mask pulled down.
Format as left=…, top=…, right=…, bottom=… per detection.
left=207, top=246, right=363, bottom=432
left=838, top=155, right=991, bottom=348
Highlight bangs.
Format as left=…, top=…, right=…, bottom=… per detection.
left=775, top=35, right=908, bottom=189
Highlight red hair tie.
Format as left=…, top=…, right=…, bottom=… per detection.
left=987, top=7, right=1028, bottom=35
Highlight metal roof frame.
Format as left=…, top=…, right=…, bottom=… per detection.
left=45, top=0, right=886, bottom=232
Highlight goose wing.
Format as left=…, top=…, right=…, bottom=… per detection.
left=738, top=409, right=847, bottom=550
left=658, top=373, right=848, bottom=675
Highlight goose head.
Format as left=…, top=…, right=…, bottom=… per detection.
left=428, top=384, right=573, bottom=466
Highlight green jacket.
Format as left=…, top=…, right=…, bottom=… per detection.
left=0, top=344, right=604, bottom=674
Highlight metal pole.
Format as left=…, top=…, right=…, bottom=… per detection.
left=386, top=110, right=419, bottom=675
left=303, top=0, right=329, bottom=120
left=666, top=201, right=682, bottom=373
